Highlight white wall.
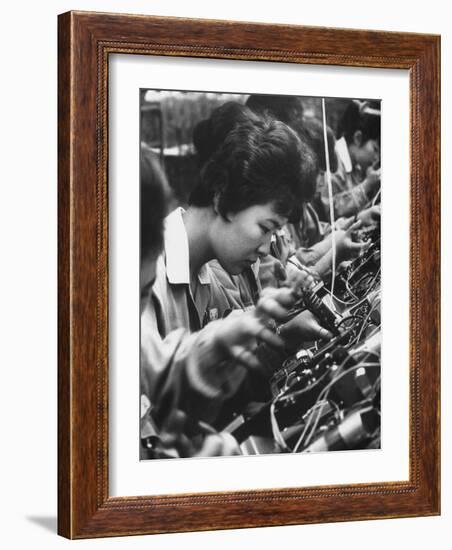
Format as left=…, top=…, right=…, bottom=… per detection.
left=0, top=0, right=449, bottom=548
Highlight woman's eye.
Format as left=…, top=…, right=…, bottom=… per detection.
left=259, top=225, right=271, bottom=235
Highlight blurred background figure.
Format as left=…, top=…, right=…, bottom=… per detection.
left=314, top=98, right=381, bottom=220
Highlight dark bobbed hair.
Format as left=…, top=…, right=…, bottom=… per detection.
left=190, top=103, right=317, bottom=223
left=291, top=116, right=338, bottom=173
left=338, top=100, right=381, bottom=145
left=140, top=144, right=170, bottom=258
left=245, top=94, right=304, bottom=125
left=245, top=96, right=333, bottom=201
left=193, top=101, right=254, bottom=167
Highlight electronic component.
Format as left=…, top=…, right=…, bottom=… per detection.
left=292, top=278, right=344, bottom=336
left=303, top=405, right=379, bottom=452
left=230, top=219, right=382, bottom=454
left=270, top=348, right=313, bottom=396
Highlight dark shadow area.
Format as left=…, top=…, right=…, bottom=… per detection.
left=26, top=516, right=57, bottom=534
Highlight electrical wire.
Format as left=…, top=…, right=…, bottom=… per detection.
left=371, top=188, right=381, bottom=206
left=345, top=277, right=360, bottom=301
left=270, top=396, right=291, bottom=452
left=293, top=398, right=342, bottom=453
left=270, top=219, right=381, bottom=453
left=291, top=399, right=339, bottom=453
left=303, top=362, right=380, bottom=448
left=347, top=251, right=379, bottom=279
left=289, top=346, right=380, bottom=453
left=277, top=367, right=331, bottom=404
left=335, top=314, right=365, bottom=328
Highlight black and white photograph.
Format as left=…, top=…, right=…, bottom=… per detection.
left=139, top=90, right=382, bottom=460
left=0, top=0, right=445, bottom=543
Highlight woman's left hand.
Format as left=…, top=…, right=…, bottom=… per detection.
left=357, top=204, right=381, bottom=226
left=156, top=410, right=241, bottom=458
left=334, top=218, right=371, bottom=263
left=278, top=310, right=333, bottom=349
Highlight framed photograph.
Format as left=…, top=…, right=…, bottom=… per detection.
left=58, top=11, right=440, bottom=538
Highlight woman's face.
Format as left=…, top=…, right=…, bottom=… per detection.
left=349, top=136, right=380, bottom=173
left=210, top=203, right=288, bottom=275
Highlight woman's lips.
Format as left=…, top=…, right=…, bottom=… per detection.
left=241, top=258, right=258, bottom=267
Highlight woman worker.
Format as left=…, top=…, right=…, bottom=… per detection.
left=139, top=144, right=303, bottom=457
left=245, top=95, right=379, bottom=281
left=148, top=103, right=334, bottom=429
left=314, top=99, right=381, bottom=220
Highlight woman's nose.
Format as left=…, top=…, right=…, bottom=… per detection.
left=257, top=234, right=272, bottom=257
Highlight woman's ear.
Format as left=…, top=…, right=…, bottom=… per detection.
left=212, top=192, right=221, bottom=215
left=213, top=193, right=232, bottom=222
left=352, top=129, right=363, bottom=147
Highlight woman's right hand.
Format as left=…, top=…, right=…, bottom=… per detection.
left=155, top=410, right=241, bottom=458
left=211, top=286, right=299, bottom=371
left=192, top=286, right=299, bottom=389
left=277, top=310, right=333, bottom=350
left=364, top=165, right=381, bottom=195
left=334, top=218, right=371, bottom=263
left=357, top=204, right=381, bottom=226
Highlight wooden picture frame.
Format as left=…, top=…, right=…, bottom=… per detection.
left=58, top=10, right=440, bottom=538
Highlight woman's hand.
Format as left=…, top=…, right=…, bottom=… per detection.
left=195, top=432, right=241, bottom=457
left=214, top=286, right=301, bottom=366
left=278, top=309, right=333, bottom=350
left=193, top=283, right=333, bottom=391
left=255, top=285, right=300, bottom=321
left=334, top=218, right=371, bottom=263
left=156, top=410, right=241, bottom=458
left=209, top=309, right=283, bottom=372
left=193, top=286, right=298, bottom=390
left=357, top=204, right=381, bottom=226
left=282, top=265, right=318, bottom=296
left=259, top=270, right=334, bottom=348
left=363, top=165, right=381, bottom=195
